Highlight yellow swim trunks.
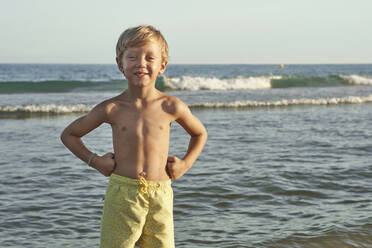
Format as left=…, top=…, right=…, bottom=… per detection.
left=100, top=173, right=174, bottom=248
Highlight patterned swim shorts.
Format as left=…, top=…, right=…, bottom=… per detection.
left=100, top=173, right=174, bottom=248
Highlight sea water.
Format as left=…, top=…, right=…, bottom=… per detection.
left=0, top=64, right=371, bottom=247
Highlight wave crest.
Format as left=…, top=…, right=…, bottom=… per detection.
left=1, top=95, right=372, bottom=117
left=1, top=75, right=372, bottom=94
left=163, top=75, right=372, bottom=91
left=163, top=76, right=275, bottom=90
left=339, top=75, right=372, bottom=85
left=0, top=104, right=93, bottom=113
left=190, top=95, right=372, bottom=108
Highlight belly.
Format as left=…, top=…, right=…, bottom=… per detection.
left=112, top=133, right=170, bottom=181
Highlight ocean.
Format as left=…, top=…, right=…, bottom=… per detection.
left=0, top=63, right=371, bottom=248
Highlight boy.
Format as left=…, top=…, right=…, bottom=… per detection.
left=60, top=25, right=207, bottom=248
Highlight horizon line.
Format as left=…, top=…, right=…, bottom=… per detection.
left=1, top=62, right=372, bottom=65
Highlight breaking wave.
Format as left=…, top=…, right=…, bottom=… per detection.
left=163, top=76, right=275, bottom=90
left=1, top=95, right=372, bottom=118
left=0, top=104, right=93, bottom=116
left=190, top=95, right=372, bottom=108
left=338, top=75, right=372, bottom=85
left=1, top=75, right=372, bottom=94
left=163, top=75, right=372, bottom=91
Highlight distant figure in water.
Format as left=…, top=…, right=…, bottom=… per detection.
left=280, top=64, right=285, bottom=69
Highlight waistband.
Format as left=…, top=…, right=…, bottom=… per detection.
left=109, top=173, right=171, bottom=189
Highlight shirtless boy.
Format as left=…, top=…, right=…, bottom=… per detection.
left=60, top=25, right=207, bottom=248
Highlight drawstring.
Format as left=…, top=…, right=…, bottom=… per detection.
left=139, top=172, right=149, bottom=194
left=139, top=176, right=149, bottom=194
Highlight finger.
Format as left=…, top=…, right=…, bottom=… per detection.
left=111, top=161, right=117, bottom=172
left=167, top=156, right=175, bottom=162
left=108, top=168, right=114, bottom=177
left=166, top=166, right=172, bottom=179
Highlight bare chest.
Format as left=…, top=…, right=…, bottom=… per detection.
left=110, top=106, right=172, bottom=139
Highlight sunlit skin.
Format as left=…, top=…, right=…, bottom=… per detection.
left=119, top=42, right=166, bottom=89
left=61, top=40, right=207, bottom=181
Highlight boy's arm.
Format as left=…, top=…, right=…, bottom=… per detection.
left=166, top=100, right=207, bottom=180
left=60, top=102, right=115, bottom=176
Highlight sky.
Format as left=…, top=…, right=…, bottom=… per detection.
left=1, top=0, right=372, bottom=64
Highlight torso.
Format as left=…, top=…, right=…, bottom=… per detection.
left=105, top=92, right=177, bottom=181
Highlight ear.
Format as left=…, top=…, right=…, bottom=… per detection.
left=159, top=60, right=168, bottom=75
left=116, top=56, right=123, bottom=72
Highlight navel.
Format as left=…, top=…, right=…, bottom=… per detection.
left=121, top=126, right=127, bottom=132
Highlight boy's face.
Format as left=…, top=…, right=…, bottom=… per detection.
left=117, top=40, right=167, bottom=88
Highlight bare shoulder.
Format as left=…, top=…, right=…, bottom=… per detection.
left=160, top=94, right=190, bottom=119
left=161, top=94, right=206, bottom=136
left=99, top=97, right=120, bottom=113
left=89, top=95, right=125, bottom=122
left=91, top=98, right=112, bottom=115
left=102, top=92, right=132, bottom=111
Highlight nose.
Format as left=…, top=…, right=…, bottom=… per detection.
left=136, top=56, right=146, bottom=68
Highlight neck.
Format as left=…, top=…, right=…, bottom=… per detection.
left=126, top=84, right=159, bottom=101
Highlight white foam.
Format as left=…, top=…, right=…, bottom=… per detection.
left=163, top=76, right=276, bottom=91
left=339, top=75, right=372, bottom=85
left=2, top=95, right=372, bottom=114
left=0, top=104, right=93, bottom=113
left=189, top=95, right=372, bottom=108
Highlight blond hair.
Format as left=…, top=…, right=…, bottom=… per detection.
left=116, top=25, right=169, bottom=62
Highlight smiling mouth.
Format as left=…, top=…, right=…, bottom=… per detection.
left=134, top=72, right=148, bottom=77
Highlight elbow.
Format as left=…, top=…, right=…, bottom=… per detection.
left=60, top=128, right=82, bottom=146
left=190, top=126, right=208, bottom=144
left=199, top=127, right=208, bottom=144
left=60, top=128, right=70, bottom=145
left=60, top=129, right=66, bottom=145
left=203, top=129, right=208, bottom=143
